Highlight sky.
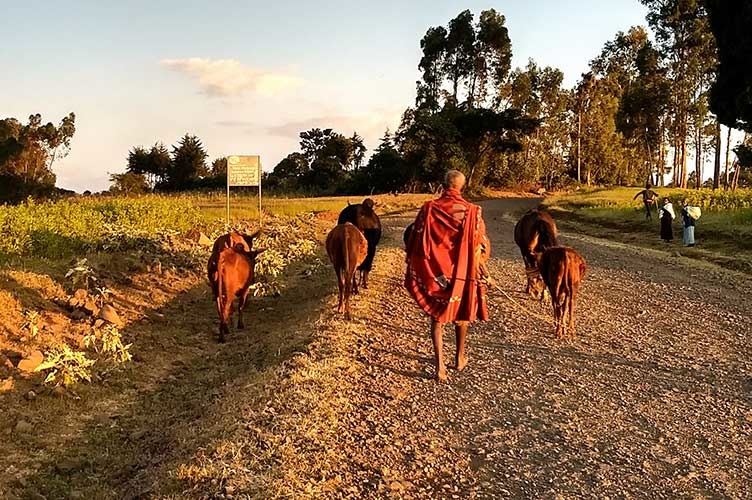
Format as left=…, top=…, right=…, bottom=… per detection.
left=1, top=0, right=650, bottom=192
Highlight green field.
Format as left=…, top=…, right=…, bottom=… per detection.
left=544, top=187, right=752, bottom=271
left=0, top=192, right=432, bottom=260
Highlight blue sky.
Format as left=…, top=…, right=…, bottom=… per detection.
left=2, top=0, right=649, bottom=191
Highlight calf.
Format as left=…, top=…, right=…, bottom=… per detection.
left=514, top=209, right=559, bottom=299
left=540, top=246, right=586, bottom=339
left=208, top=231, right=263, bottom=342
left=325, top=222, right=368, bottom=320
left=338, top=198, right=382, bottom=288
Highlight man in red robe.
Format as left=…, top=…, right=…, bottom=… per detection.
left=405, top=170, right=491, bottom=382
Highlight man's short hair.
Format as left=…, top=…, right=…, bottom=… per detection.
left=444, top=170, right=466, bottom=190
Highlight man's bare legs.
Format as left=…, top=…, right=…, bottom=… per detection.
left=455, top=322, right=468, bottom=371
left=431, top=319, right=447, bottom=382
left=431, top=319, right=469, bottom=381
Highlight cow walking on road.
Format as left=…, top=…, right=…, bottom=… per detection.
left=539, top=246, right=586, bottom=339
left=208, top=231, right=264, bottom=342
left=514, top=209, right=559, bottom=299
left=338, top=198, right=382, bottom=289
left=326, top=222, right=368, bottom=320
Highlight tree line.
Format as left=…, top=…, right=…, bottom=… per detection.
left=4, top=2, right=752, bottom=202
left=267, top=3, right=752, bottom=194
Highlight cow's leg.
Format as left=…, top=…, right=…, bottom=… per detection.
left=455, top=322, right=468, bottom=372
left=361, top=269, right=369, bottom=289
left=559, top=294, right=569, bottom=339
left=431, top=319, right=447, bottom=382
left=344, top=270, right=355, bottom=320
left=567, top=293, right=576, bottom=338
left=336, top=269, right=345, bottom=314
left=219, top=295, right=233, bottom=343
left=352, top=272, right=359, bottom=295
left=237, top=287, right=251, bottom=329
left=215, top=294, right=226, bottom=342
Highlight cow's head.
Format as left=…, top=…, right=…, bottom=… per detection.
left=527, top=272, right=546, bottom=301
left=526, top=253, right=546, bottom=300
left=363, top=198, right=376, bottom=210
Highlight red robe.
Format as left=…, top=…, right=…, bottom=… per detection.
left=405, top=189, right=490, bottom=323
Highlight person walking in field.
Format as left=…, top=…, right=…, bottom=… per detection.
left=404, top=170, right=491, bottom=382
left=681, top=199, right=697, bottom=247
left=633, top=181, right=659, bottom=220
left=658, top=197, right=675, bottom=242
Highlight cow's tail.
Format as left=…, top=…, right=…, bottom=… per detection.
left=216, top=251, right=227, bottom=314
left=343, top=227, right=352, bottom=296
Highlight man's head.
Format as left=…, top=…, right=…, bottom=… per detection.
left=444, top=170, right=466, bottom=191
left=663, top=197, right=670, bottom=204
left=682, top=198, right=689, bottom=206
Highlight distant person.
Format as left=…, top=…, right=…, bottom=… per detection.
left=658, top=197, right=675, bottom=242
left=633, top=182, right=659, bottom=220
left=681, top=199, right=696, bottom=247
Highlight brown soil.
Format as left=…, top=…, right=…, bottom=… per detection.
left=1, top=197, right=751, bottom=498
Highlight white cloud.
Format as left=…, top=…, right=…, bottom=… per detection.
left=160, top=58, right=301, bottom=97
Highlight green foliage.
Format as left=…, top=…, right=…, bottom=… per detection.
left=551, top=187, right=752, bottom=211
left=109, top=172, right=150, bottom=195
left=267, top=129, right=366, bottom=193
left=65, top=258, right=97, bottom=290
left=35, top=346, right=95, bottom=388
left=417, top=9, right=512, bottom=108
left=707, top=0, right=752, bottom=132
left=0, top=113, right=76, bottom=202
left=166, top=134, right=209, bottom=190
left=0, top=197, right=201, bottom=258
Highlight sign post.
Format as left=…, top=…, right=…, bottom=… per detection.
left=226, top=155, right=262, bottom=227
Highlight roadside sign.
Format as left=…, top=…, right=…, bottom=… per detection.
left=225, top=155, right=262, bottom=227
left=227, top=155, right=261, bottom=186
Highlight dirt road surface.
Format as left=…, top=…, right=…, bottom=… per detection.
left=4, top=197, right=752, bottom=498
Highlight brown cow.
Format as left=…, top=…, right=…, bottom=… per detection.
left=539, top=246, right=586, bottom=339
left=325, top=222, right=368, bottom=320
left=208, top=231, right=263, bottom=342
left=514, top=209, right=559, bottom=299
left=338, top=198, right=382, bottom=288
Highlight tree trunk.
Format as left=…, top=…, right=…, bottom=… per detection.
left=672, top=136, right=679, bottom=186
left=577, top=110, right=582, bottom=184
left=713, top=120, right=721, bottom=189
left=724, top=126, right=732, bottom=189
left=695, top=126, right=702, bottom=189
left=731, top=160, right=741, bottom=191
left=680, top=135, right=688, bottom=188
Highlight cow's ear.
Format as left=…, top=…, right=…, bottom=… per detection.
left=251, top=248, right=266, bottom=258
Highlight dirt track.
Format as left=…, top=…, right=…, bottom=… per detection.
left=310, top=197, right=752, bottom=498
left=3, top=196, right=752, bottom=498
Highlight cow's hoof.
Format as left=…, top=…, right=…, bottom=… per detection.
left=237, top=322, right=245, bottom=330
left=218, top=337, right=226, bottom=344
left=436, top=369, right=448, bottom=382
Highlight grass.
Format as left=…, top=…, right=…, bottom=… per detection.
left=193, top=192, right=434, bottom=221
left=544, top=186, right=752, bottom=272
left=0, top=192, right=433, bottom=260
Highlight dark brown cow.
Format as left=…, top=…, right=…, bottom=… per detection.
left=338, top=198, right=382, bottom=288
left=540, top=246, right=586, bottom=339
left=208, top=231, right=263, bottom=342
left=514, top=209, right=559, bottom=299
left=325, top=222, right=368, bottom=320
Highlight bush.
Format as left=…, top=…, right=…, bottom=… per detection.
left=0, top=196, right=201, bottom=258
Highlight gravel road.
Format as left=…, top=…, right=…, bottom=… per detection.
left=322, top=197, right=752, bottom=498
